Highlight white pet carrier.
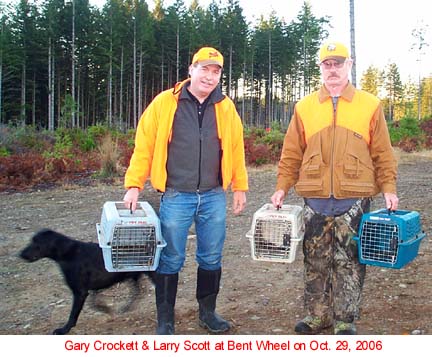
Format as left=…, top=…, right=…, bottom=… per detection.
left=246, top=203, right=304, bottom=263
left=96, top=201, right=166, bottom=272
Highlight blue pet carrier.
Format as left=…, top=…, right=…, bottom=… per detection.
left=353, top=209, right=426, bottom=269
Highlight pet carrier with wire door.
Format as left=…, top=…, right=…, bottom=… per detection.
left=246, top=203, right=304, bottom=263
left=96, top=201, right=166, bottom=272
left=353, top=209, right=425, bottom=269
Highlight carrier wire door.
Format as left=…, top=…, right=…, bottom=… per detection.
left=97, top=202, right=166, bottom=272
left=110, top=224, right=157, bottom=269
left=353, top=209, right=425, bottom=269
left=246, top=204, right=304, bottom=263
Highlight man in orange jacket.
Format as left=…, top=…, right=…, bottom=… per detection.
left=271, top=42, right=398, bottom=335
left=124, top=46, right=248, bottom=335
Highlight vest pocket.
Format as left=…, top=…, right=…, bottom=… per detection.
left=295, top=180, right=323, bottom=195
left=339, top=181, right=375, bottom=196
left=343, top=133, right=374, bottom=178
left=343, top=155, right=363, bottom=178
left=305, top=158, right=321, bottom=177
left=302, top=143, right=324, bottom=178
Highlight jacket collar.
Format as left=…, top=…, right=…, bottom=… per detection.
left=318, top=82, right=355, bottom=103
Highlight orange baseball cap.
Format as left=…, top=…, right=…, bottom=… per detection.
left=192, top=47, right=224, bottom=67
left=319, top=42, right=349, bottom=62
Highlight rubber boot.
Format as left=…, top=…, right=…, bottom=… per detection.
left=155, top=272, right=178, bottom=335
left=196, top=267, right=231, bottom=333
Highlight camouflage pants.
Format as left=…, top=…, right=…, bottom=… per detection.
left=302, top=198, right=370, bottom=324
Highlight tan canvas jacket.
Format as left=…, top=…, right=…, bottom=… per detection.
left=276, top=83, right=397, bottom=199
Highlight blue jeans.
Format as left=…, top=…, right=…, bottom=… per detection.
left=157, top=187, right=227, bottom=274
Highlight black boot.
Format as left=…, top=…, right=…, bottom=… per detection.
left=155, top=272, right=178, bottom=335
left=196, top=267, right=231, bottom=333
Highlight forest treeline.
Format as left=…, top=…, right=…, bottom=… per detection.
left=1, top=0, right=431, bottom=132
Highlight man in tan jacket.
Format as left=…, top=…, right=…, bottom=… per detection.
left=271, top=41, right=398, bottom=335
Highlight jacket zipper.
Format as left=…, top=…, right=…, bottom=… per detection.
left=197, top=127, right=203, bottom=191
left=330, top=97, right=338, bottom=196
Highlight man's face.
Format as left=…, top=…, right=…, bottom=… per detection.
left=189, top=63, right=222, bottom=99
left=320, top=58, right=352, bottom=87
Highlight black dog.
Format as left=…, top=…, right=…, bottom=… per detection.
left=19, top=229, right=155, bottom=335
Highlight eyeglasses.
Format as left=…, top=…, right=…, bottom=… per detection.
left=320, top=60, right=346, bottom=70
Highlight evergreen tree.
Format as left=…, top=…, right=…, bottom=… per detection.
left=0, top=2, right=16, bottom=124
left=1, top=0, right=334, bottom=128
left=360, top=65, right=381, bottom=96
left=219, top=0, right=248, bottom=98
left=420, top=77, right=432, bottom=119
left=384, top=63, right=404, bottom=121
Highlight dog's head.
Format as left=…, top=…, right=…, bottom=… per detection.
left=20, top=229, right=73, bottom=262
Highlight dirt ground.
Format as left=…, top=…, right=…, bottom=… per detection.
left=0, top=150, right=431, bottom=335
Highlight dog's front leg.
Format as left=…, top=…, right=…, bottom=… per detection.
left=53, top=291, right=88, bottom=335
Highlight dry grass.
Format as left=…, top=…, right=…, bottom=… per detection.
left=98, top=134, right=119, bottom=177
left=394, top=148, right=432, bottom=164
